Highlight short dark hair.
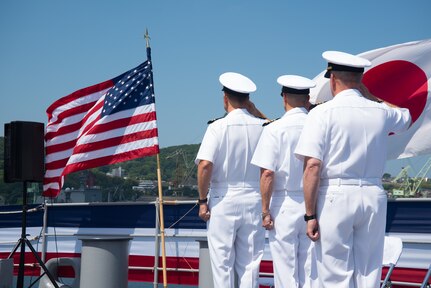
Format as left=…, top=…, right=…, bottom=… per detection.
left=332, top=70, right=362, bottom=83
left=223, top=87, right=249, bottom=103
left=283, top=92, right=309, bottom=106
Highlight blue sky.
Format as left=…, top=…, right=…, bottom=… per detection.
left=1, top=0, right=430, bottom=177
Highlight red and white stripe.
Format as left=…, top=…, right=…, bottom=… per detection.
left=43, top=79, right=159, bottom=197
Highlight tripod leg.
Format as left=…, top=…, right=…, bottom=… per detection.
left=17, top=238, right=26, bottom=288
left=27, top=271, right=46, bottom=288
left=24, top=239, right=60, bottom=288
left=7, top=239, right=25, bottom=287
left=7, top=238, right=23, bottom=259
left=6, top=238, right=25, bottom=287
left=15, top=181, right=28, bottom=288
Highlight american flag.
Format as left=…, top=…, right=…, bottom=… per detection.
left=43, top=57, right=159, bottom=197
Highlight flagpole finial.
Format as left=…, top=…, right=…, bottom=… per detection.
left=144, top=29, right=151, bottom=48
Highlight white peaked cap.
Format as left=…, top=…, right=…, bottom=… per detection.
left=219, top=72, right=257, bottom=93
left=277, top=75, right=316, bottom=89
left=323, top=51, right=372, bottom=68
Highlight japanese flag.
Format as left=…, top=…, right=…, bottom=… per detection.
left=310, top=39, right=431, bottom=159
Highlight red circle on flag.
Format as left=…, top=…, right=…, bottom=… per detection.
left=362, top=60, right=428, bottom=124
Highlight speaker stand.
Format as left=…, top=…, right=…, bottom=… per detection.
left=7, top=181, right=60, bottom=288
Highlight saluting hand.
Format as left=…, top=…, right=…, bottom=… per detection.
left=306, top=219, right=320, bottom=241
left=199, top=203, right=211, bottom=222
left=246, top=100, right=268, bottom=119
left=359, top=83, right=381, bottom=103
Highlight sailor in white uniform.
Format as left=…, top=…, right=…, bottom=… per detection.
left=251, top=75, right=316, bottom=288
left=295, top=51, right=412, bottom=288
left=195, top=72, right=266, bottom=288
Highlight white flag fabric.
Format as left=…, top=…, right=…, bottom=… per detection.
left=310, top=39, right=431, bottom=159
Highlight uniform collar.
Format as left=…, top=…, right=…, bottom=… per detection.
left=282, top=107, right=308, bottom=118
left=227, top=108, right=250, bottom=116
left=335, top=88, right=362, bottom=98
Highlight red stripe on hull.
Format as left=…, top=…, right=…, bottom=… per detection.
left=381, top=266, right=431, bottom=287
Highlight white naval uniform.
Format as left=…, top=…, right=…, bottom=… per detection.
left=251, top=107, right=315, bottom=288
left=295, top=89, right=411, bottom=288
left=195, top=108, right=266, bottom=288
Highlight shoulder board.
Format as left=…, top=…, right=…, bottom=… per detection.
left=309, top=102, right=326, bottom=111
left=207, top=116, right=225, bottom=125
left=262, top=118, right=280, bottom=127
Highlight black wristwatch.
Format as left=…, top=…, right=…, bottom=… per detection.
left=304, top=214, right=316, bottom=222
left=198, top=198, right=208, bottom=205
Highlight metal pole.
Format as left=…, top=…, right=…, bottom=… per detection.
left=41, top=202, right=48, bottom=263
left=16, top=181, right=28, bottom=288
left=420, top=264, right=431, bottom=288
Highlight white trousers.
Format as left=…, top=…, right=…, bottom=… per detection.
left=207, top=188, right=265, bottom=288
left=315, top=185, right=387, bottom=288
left=269, top=191, right=316, bottom=288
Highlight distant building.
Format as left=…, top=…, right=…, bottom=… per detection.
left=133, top=180, right=156, bottom=191
left=35, top=187, right=103, bottom=203
left=107, top=167, right=125, bottom=178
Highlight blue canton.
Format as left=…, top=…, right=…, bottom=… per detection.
left=102, top=60, right=154, bottom=116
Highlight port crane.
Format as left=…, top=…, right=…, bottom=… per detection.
left=391, top=157, right=431, bottom=197
left=165, top=149, right=196, bottom=194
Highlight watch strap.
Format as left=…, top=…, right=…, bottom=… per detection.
left=304, top=214, right=316, bottom=221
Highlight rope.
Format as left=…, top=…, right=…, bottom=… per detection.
left=0, top=204, right=44, bottom=215
left=163, top=202, right=200, bottom=278
left=0, top=235, right=41, bottom=245
left=166, top=203, right=198, bottom=229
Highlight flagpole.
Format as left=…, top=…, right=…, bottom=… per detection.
left=156, top=154, right=168, bottom=287
left=145, top=29, right=168, bottom=288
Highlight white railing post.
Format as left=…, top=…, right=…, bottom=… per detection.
left=41, top=201, right=48, bottom=263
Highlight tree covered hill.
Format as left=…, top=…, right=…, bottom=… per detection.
left=2, top=135, right=430, bottom=205
left=0, top=137, right=200, bottom=205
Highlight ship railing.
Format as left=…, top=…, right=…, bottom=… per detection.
left=36, top=199, right=212, bottom=287
left=35, top=199, right=272, bottom=287
left=3, top=200, right=430, bottom=287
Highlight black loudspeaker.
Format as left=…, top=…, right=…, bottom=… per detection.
left=4, top=121, right=44, bottom=183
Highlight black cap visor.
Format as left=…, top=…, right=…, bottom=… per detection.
left=324, top=63, right=365, bottom=78
left=280, top=86, right=310, bottom=96
left=222, top=86, right=249, bottom=97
